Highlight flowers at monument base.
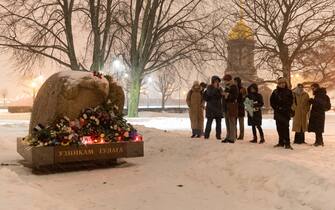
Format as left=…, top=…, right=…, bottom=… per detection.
left=25, top=104, right=143, bottom=147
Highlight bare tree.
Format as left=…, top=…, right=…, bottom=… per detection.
left=0, top=0, right=123, bottom=72
left=154, top=68, right=179, bottom=111
left=117, top=0, right=224, bottom=117
left=296, top=40, right=335, bottom=88
left=1, top=89, right=8, bottom=106
left=80, top=0, right=127, bottom=71
left=0, top=0, right=80, bottom=71
left=233, top=0, right=335, bottom=86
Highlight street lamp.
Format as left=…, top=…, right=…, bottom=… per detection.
left=30, top=75, right=45, bottom=102
left=179, top=89, right=181, bottom=109
left=113, top=59, right=122, bottom=70
left=182, top=91, right=187, bottom=107
left=112, top=58, right=124, bottom=80
left=124, top=73, right=129, bottom=109
left=31, top=81, right=38, bottom=101
left=146, top=77, right=153, bottom=108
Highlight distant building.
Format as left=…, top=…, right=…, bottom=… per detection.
left=226, top=19, right=261, bottom=83
left=226, top=18, right=272, bottom=110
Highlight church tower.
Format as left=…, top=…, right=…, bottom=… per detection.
left=226, top=18, right=259, bottom=82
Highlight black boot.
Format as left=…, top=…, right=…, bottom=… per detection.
left=313, top=142, right=324, bottom=147
left=191, top=129, right=196, bottom=138
left=259, top=134, right=265, bottom=144
left=195, top=129, right=201, bottom=138
left=284, top=145, right=294, bottom=150
left=250, top=134, right=257, bottom=143
left=221, top=139, right=229, bottom=143
left=204, top=133, right=209, bottom=139
left=314, top=132, right=324, bottom=147
left=274, top=143, right=284, bottom=148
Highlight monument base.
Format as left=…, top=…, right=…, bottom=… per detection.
left=17, top=138, right=144, bottom=169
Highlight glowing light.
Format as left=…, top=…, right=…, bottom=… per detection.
left=82, top=136, right=94, bottom=145
left=30, top=75, right=45, bottom=89
left=113, top=59, right=123, bottom=71
left=98, top=137, right=105, bottom=144
left=36, top=75, right=45, bottom=83
left=31, top=81, right=38, bottom=88
left=134, top=135, right=143, bottom=142
left=116, top=136, right=123, bottom=142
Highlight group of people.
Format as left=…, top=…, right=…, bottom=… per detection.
left=186, top=74, right=331, bottom=149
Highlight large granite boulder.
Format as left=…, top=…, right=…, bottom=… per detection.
left=29, top=71, right=124, bottom=134
left=106, top=77, right=125, bottom=115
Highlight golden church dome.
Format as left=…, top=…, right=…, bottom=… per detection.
left=228, top=19, right=254, bottom=40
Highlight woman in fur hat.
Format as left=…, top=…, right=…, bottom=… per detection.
left=292, top=84, right=310, bottom=144
left=186, top=81, right=205, bottom=138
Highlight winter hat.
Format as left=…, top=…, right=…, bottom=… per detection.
left=211, top=75, right=221, bottom=84
left=277, top=77, right=287, bottom=84
left=223, top=74, right=233, bottom=81
left=200, top=82, right=207, bottom=89
left=311, top=83, right=320, bottom=89
left=247, top=83, right=258, bottom=94
left=234, top=77, right=242, bottom=84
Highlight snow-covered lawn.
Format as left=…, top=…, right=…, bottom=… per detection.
left=1, top=111, right=335, bottom=210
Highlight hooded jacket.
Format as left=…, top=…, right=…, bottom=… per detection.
left=246, top=84, right=264, bottom=126
left=308, top=88, right=331, bottom=133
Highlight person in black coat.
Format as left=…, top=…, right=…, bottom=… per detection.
left=270, top=77, right=294, bottom=149
left=203, top=76, right=223, bottom=139
left=245, top=83, right=265, bottom=144
left=234, top=77, right=247, bottom=140
left=308, top=83, right=331, bottom=146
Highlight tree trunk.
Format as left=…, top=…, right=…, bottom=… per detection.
left=63, top=0, right=79, bottom=70
left=161, top=94, right=165, bottom=111
left=128, top=70, right=142, bottom=117
left=89, top=0, right=102, bottom=72
left=279, top=44, right=292, bottom=88
left=282, top=62, right=292, bottom=88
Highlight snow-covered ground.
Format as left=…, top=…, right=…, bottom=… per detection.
left=1, top=111, right=335, bottom=210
